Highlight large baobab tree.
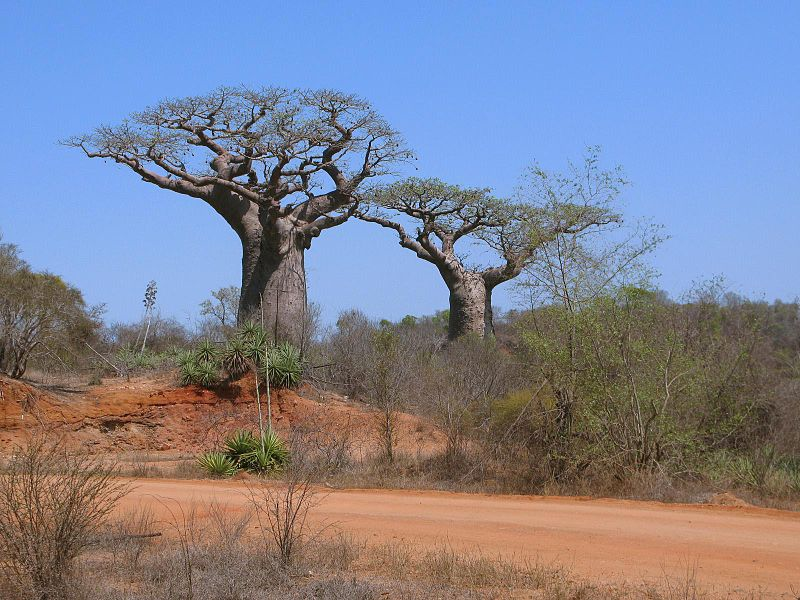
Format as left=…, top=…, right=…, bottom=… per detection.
left=357, top=150, right=622, bottom=339
left=66, top=87, right=410, bottom=344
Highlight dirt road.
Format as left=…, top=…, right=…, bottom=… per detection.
left=121, top=479, right=800, bottom=597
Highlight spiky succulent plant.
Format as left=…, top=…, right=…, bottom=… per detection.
left=197, top=451, right=237, bottom=477
left=259, top=342, right=303, bottom=388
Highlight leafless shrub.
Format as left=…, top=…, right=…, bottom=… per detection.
left=0, top=436, right=130, bottom=599
left=245, top=470, right=319, bottom=565
left=367, top=540, right=570, bottom=592
left=104, top=506, right=158, bottom=573
left=292, top=576, right=379, bottom=599
left=289, top=424, right=355, bottom=477
left=128, top=453, right=164, bottom=479
left=206, top=501, right=252, bottom=549
left=154, top=500, right=204, bottom=600
left=419, top=337, right=520, bottom=473
left=303, top=532, right=363, bottom=572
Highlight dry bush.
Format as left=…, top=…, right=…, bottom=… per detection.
left=288, top=424, right=356, bottom=477
left=0, top=436, right=129, bottom=599
left=153, top=500, right=208, bottom=600
left=206, top=501, right=252, bottom=549
left=245, top=469, right=319, bottom=565
left=418, top=337, right=520, bottom=474
left=69, top=508, right=764, bottom=600
left=103, top=506, right=158, bottom=574
left=291, top=576, right=379, bottom=599
left=366, top=541, right=574, bottom=593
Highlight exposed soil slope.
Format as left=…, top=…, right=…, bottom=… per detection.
left=0, top=373, right=444, bottom=456
left=123, top=478, right=800, bottom=598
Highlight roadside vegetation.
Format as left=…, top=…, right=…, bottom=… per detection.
left=2, top=237, right=799, bottom=506
left=0, top=439, right=767, bottom=599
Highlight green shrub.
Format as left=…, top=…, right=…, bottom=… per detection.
left=196, top=452, right=237, bottom=477
left=224, top=430, right=259, bottom=464
left=218, top=429, right=289, bottom=474
left=242, top=430, right=290, bottom=473
left=730, top=446, right=777, bottom=490
left=116, top=346, right=165, bottom=371
left=222, top=337, right=249, bottom=379
left=259, top=342, right=303, bottom=388
left=195, top=339, right=220, bottom=363
left=787, top=468, right=800, bottom=495
left=179, top=351, right=220, bottom=388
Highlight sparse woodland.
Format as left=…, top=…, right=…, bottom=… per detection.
left=0, top=85, right=798, bottom=599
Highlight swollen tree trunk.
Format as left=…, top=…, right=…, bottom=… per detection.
left=238, top=216, right=308, bottom=346
left=446, top=271, right=495, bottom=340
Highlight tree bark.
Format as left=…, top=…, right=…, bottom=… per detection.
left=238, top=215, right=308, bottom=346
left=446, top=272, right=490, bottom=340
left=483, top=284, right=495, bottom=338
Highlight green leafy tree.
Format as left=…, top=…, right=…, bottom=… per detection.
left=0, top=237, right=101, bottom=379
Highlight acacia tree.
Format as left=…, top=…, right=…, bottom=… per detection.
left=0, top=239, right=100, bottom=379
left=67, top=87, right=410, bottom=344
left=358, top=152, right=619, bottom=339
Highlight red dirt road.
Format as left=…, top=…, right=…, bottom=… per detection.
left=121, top=479, right=800, bottom=597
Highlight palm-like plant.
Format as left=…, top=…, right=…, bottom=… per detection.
left=222, top=337, right=249, bottom=379
left=242, top=430, right=290, bottom=473
left=237, top=321, right=263, bottom=345
left=195, top=361, right=220, bottom=388
left=195, top=339, right=220, bottom=364
left=224, top=430, right=259, bottom=465
left=179, top=361, right=201, bottom=386
left=260, top=342, right=303, bottom=388
left=197, top=451, right=237, bottom=477
left=177, top=350, right=198, bottom=369
left=244, top=334, right=270, bottom=366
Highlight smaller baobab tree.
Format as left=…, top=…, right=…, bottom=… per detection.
left=357, top=149, right=623, bottom=339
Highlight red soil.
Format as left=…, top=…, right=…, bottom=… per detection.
left=0, top=373, right=445, bottom=457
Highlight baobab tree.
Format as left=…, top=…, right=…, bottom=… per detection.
left=66, top=87, right=410, bottom=344
left=357, top=150, right=622, bottom=339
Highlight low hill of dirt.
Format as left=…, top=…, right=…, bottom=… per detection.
left=0, top=373, right=445, bottom=457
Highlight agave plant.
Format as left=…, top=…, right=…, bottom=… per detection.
left=244, top=333, right=270, bottom=367
left=197, top=451, right=237, bottom=477
left=222, top=337, right=249, bottom=379
left=259, top=342, right=303, bottom=388
left=237, top=321, right=263, bottom=344
left=179, top=361, right=201, bottom=386
left=195, top=361, right=220, bottom=388
left=177, top=349, right=199, bottom=369
left=195, top=339, right=220, bottom=364
left=242, top=430, right=290, bottom=473
left=224, top=429, right=259, bottom=465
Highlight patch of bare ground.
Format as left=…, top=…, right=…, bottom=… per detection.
left=103, top=478, right=800, bottom=599
left=3, top=500, right=775, bottom=600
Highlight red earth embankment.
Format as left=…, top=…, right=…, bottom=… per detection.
left=0, top=373, right=444, bottom=456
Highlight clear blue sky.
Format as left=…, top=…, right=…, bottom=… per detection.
left=1, top=1, right=797, bottom=327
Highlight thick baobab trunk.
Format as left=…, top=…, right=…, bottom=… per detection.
left=446, top=272, right=496, bottom=340
left=238, top=219, right=308, bottom=346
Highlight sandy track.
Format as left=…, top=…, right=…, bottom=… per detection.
left=121, top=479, right=800, bottom=597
